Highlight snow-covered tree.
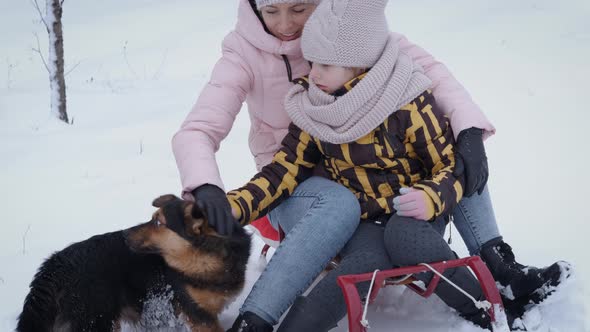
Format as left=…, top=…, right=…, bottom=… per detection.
left=32, top=0, right=68, bottom=124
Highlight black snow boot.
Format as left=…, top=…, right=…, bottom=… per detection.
left=463, top=307, right=528, bottom=331
left=480, top=237, right=571, bottom=309
left=277, top=296, right=339, bottom=332
left=426, top=260, right=523, bottom=331
left=227, top=311, right=273, bottom=332
left=461, top=308, right=492, bottom=331
left=429, top=265, right=492, bottom=330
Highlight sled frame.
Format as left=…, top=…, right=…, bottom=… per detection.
left=337, top=256, right=503, bottom=332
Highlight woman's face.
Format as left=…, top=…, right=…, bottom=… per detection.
left=260, top=3, right=317, bottom=41
left=310, top=63, right=364, bottom=94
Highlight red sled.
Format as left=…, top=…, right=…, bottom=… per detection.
left=337, top=256, right=504, bottom=332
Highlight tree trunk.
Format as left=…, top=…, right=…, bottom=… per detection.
left=47, top=0, right=68, bottom=123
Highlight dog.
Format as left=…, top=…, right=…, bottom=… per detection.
left=16, top=194, right=251, bottom=332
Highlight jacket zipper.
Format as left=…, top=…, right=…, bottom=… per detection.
left=281, top=54, right=293, bottom=82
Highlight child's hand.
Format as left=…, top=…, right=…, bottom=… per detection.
left=392, top=187, right=435, bottom=221
left=228, top=200, right=242, bottom=220
left=231, top=207, right=241, bottom=220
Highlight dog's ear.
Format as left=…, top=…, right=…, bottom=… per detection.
left=152, top=194, right=178, bottom=208
left=183, top=203, right=206, bottom=236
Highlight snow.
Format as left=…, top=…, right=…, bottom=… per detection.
left=1, top=0, right=589, bottom=331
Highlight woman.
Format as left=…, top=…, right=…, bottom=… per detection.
left=172, top=0, right=567, bottom=330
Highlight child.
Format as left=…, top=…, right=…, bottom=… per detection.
left=226, top=0, right=504, bottom=330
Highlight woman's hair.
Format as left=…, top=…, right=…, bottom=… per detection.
left=248, top=0, right=271, bottom=34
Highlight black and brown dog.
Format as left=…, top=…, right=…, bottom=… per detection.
left=16, top=194, right=251, bottom=332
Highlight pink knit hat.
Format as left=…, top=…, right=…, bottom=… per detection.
left=255, top=0, right=321, bottom=10
left=302, top=0, right=390, bottom=68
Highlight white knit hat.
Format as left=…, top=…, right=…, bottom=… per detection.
left=255, top=0, right=321, bottom=10
left=302, top=0, right=390, bottom=68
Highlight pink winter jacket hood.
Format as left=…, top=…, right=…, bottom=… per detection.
left=172, top=0, right=495, bottom=199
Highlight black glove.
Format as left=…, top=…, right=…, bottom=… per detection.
left=191, top=184, right=239, bottom=236
left=453, top=127, right=489, bottom=197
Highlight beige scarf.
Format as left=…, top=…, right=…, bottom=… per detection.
left=285, top=34, right=432, bottom=144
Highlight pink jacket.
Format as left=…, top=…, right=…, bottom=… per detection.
left=172, top=0, right=495, bottom=198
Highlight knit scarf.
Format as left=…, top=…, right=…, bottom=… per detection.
left=285, top=34, right=433, bottom=144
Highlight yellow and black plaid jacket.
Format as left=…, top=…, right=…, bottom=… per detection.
left=228, top=75, right=464, bottom=223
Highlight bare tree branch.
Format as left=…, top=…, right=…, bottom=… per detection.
left=6, top=58, right=17, bottom=89
left=22, top=224, right=31, bottom=255
left=123, top=41, right=139, bottom=79
left=32, top=32, right=50, bottom=72
left=152, top=49, right=168, bottom=80
left=64, top=60, right=81, bottom=77
left=30, top=0, right=49, bottom=31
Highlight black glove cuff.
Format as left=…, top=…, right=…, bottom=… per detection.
left=192, top=184, right=223, bottom=197
left=458, top=127, right=484, bottom=141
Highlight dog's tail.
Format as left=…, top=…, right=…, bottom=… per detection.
left=16, top=256, right=64, bottom=332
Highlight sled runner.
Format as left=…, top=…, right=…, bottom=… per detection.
left=337, top=256, right=505, bottom=332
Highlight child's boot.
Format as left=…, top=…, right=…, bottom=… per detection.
left=430, top=266, right=492, bottom=330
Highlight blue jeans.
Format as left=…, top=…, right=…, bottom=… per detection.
left=240, top=176, right=361, bottom=325
left=451, top=186, right=501, bottom=255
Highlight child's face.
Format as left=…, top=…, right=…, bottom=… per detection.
left=310, top=63, right=362, bottom=94
left=260, top=3, right=317, bottom=42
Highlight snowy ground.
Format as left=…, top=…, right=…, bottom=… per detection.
left=1, top=0, right=589, bottom=331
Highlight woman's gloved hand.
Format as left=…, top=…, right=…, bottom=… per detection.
left=192, top=184, right=240, bottom=236
left=453, top=127, right=489, bottom=197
